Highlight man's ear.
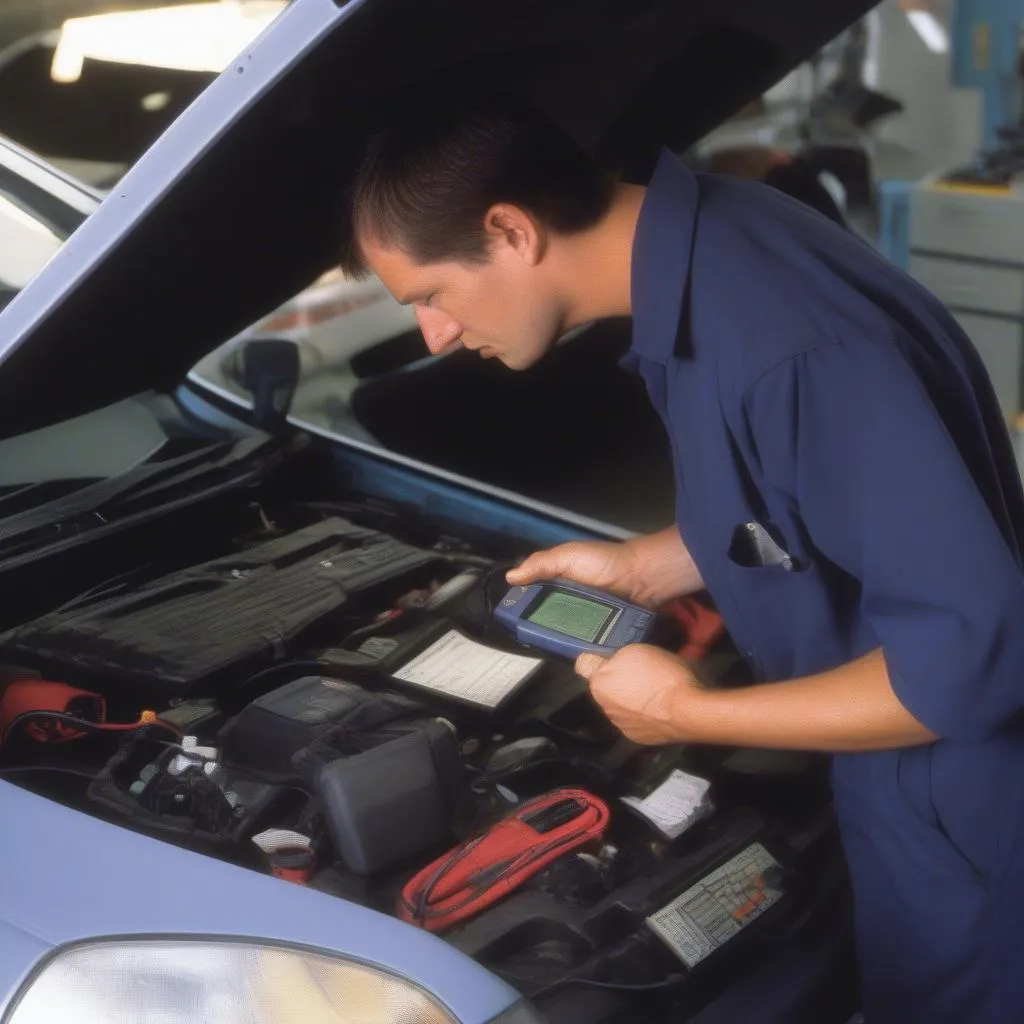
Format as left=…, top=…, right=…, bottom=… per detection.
left=483, top=203, right=546, bottom=267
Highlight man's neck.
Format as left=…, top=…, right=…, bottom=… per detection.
left=556, top=182, right=646, bottom=326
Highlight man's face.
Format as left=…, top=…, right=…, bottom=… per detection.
left=359, top=209, right=567, bottom=371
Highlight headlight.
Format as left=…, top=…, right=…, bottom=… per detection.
left=6, top=939, right=457, bottom=1024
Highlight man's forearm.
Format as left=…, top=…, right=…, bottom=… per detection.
left=684, top=648, right=938, bottom=752
left=628, top=527, right=705, bottom=605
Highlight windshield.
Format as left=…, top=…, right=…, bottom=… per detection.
left=189, top=274, right=675, bottom=535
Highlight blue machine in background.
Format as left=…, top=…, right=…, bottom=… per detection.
left=950, top=0, right=1024, bottom=151
left=876, top=178, right=913, bottom=269
left=878, top=0, right=1024, bottom=429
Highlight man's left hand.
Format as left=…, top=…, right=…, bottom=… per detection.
left=574, top=644, right=704, bottom=744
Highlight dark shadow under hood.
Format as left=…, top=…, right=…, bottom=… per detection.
left=0, top=0, right=879, bottom=440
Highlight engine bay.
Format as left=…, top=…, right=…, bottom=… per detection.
left=0, top=441, right=849, bottom=1023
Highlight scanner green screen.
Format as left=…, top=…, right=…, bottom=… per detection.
left=526, top=591, right=613, bottom=642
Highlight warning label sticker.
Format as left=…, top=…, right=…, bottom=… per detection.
left=646, top=842, right=784, bottom=968
left=393, top=629, right=542, bottom=708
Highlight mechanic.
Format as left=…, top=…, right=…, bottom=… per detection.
left=337, top=91, right=1024, bottom=1023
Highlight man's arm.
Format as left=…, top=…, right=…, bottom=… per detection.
left=688, top=649, right=937, bottom=751
left=629, top=526, right=705, bottom=604
left=576, top=644, right=937, bottom=750
left=742, top=340, right=1024, bottom=741
left=579, top=335, right=1024, bottom=750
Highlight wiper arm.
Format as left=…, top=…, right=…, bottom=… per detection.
left=0, top=436, right=277, bottom=553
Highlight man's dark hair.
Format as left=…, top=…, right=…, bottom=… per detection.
left=338, top=91, right=616, bottom=278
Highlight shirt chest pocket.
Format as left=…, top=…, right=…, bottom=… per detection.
left=659, top=366, right=837, bottom=677
left=723, top=517, right=813, bottom=614
left=719, top=516, right=823, bottom=679
left=727, top=519, right=808, bottom=573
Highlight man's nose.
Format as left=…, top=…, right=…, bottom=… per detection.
left=415, top=305, right=463, bottom=355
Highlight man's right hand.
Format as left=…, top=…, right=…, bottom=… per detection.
left=506, top=539, right=647, bottom=604
left=506, top=527, right=704, bottom=608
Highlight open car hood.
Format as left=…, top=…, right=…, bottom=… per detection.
left=0, top=0, right=878, bottom=440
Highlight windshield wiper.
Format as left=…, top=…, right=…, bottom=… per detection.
left=0, top=435, right=304, bottom=563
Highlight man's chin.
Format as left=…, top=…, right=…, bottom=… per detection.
left=497, top=352, right=538, bottom=371
left=499, top=339, right=558, bottom=371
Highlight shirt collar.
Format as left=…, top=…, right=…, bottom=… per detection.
left=627, top=148, right=700, bottom=365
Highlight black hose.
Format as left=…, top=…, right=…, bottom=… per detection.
left=525, top=972, right=685, bottom=1001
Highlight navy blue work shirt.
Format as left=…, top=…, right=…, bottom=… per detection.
left=624, top=150, right=1024, bottom=741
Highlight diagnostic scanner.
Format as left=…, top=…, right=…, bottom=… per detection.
left=495, top=578, right=657, bottom=659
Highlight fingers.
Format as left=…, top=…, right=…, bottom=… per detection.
left=504, top=562, right=533, bottom=585
left=506, top=547, right=565, bottom=586
left=575, top=651, right=606, bottom=679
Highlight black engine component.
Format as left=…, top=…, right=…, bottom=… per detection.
left=219, top=674, right=427, bottom=776
left=158, top=697, right=223, bottom=736
left=0, top=517, right=437, bottom=697
left=87, top=730, right=290, bottom=849
left=312, top=719, right=469, bottom=875
left=485, top=737, right=560, bottom=776
left=220, top=676, right=472, bottom=875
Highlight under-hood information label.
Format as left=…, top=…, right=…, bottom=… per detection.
left=393, top=629, right=542, bottom=708
left=622, top=769, right=712, bottom=839
left=647, top=842, right=784, bottom=968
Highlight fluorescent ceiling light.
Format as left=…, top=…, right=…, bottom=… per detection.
left=51, top=1, right=286, bottom=83
left=906, top=9, right=949, bottom=54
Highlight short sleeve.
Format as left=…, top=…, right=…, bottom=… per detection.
left=743, top=339, right=1024, bottom=739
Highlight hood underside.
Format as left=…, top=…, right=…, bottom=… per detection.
left=0, top=0, right=878, bottom=440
